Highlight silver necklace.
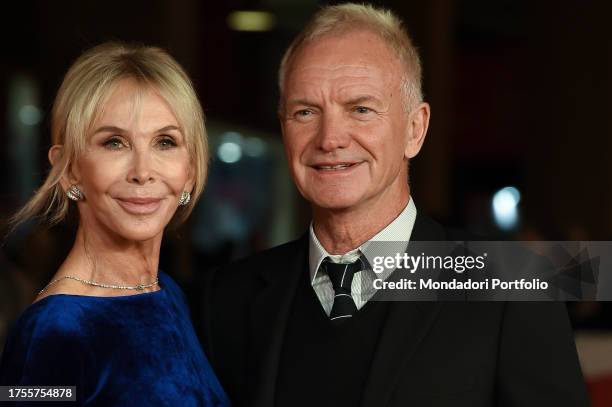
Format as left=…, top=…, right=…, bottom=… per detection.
left=38, top=275, right=159, bottom=295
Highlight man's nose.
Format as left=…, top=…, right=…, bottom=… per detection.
left=316, top=111, right=351, bottom=152
left=126, top=148, right=155, bottom=185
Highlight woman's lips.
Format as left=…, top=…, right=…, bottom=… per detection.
left=115, top=197, right=163, bottom=215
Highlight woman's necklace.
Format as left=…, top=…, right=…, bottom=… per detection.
left=38, top=275, right=159, bottom=295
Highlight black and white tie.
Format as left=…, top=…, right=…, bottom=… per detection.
left=323, top=258, right=363, bottom=322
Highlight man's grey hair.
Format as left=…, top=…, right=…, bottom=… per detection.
left=278, top=3, right=423, bottom=113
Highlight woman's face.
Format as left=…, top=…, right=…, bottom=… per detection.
left=70, top=79, right=193, bottom=242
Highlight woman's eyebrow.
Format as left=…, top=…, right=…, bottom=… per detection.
left=156, top=125, right=181, bottom=133
left=92, top=125, right=182, bottom=134
left=93, top=125, right=126, bottom=134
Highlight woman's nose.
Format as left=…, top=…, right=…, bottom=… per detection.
left=126, top=149, right=155, bottom=185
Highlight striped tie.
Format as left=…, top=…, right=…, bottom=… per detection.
left=323, top=258, right=362, bottom=322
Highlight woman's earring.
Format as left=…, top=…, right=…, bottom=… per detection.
left=66, top=185, right=84, bottom=201
left=178, top=191, right=191, bottom=206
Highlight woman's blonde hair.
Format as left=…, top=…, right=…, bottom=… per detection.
left=278, top=3, right=423, bottom=112
left=10, top=42, right=207, bottom=228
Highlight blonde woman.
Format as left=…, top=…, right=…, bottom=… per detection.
left=0, top=43, right=230, bottom=406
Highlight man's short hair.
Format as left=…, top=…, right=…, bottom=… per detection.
left=278, top=3, right=423, bottom=112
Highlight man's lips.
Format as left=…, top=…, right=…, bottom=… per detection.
left=115, top=197, right=164, bottom=215
left=310, top=161, right=363, bottom=171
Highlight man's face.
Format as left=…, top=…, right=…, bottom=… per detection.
left=281, top=30, right=421, bottom=212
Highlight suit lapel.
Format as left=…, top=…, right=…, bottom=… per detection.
left=249, top=236, right=308, bottom=407
left=360, top=213, right=447, bottom=407
left=360, top=302, right=443, bottom=407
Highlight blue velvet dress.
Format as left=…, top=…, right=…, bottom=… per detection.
left=0, top=271, right=231, bottom=406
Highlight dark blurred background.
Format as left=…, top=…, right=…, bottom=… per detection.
left=1, top=0, right=612, bottom=403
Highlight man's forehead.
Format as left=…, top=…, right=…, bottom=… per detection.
left=285, top=61, right=400, bottom=102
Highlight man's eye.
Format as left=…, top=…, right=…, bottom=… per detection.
left=103, top=137, right=126, bottom=150
left=295, top=109, right=313, bottom=118
left=354, top=106, right=373, bottom=114
left=157, top=136, right=177, bottom=149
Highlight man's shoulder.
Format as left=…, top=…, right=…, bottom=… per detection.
left=413, top=211, right=483, bottom=241
left=212, top=235, right=307, bottom=284
left=229, top=236, right=306, bottom=270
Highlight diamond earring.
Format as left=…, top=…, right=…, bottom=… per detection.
left=66, top=185, right=84, bottom=201
left=178, top=191, right=191, bottom=206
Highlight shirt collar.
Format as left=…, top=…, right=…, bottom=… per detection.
left=308, top=197, right=418, bottom=283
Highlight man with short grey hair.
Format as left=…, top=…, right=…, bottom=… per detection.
left=204, top=4, right=590, bottom=406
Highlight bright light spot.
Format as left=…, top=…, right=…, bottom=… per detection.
left=227, top=11, right=275, bottom=32
left=243, top=137, right=266, bottom=157
left=218, top=142, right=242, bottom=163
left=492, top=186, right=521, bottom=230
left=19, top=105, right=42, bottom=126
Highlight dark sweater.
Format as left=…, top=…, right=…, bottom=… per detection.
left=275, top=272, right=389, bottom=407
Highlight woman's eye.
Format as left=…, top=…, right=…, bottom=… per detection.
left=103, top=137, right=126, bottom=150
left=157, top=136, right=177, bottom=149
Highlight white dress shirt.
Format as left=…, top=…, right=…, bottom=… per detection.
left=308, top=198, right=417, bottom=316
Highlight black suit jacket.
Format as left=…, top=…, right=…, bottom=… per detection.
left=203, top=214, right=590, bottom=406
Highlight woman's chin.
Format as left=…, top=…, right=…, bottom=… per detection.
left=110, top=222, right=167, bottom=243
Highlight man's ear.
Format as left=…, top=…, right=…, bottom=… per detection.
left=49, top=145, right=79, bottom=190
left=404, top=102, right=431, bottom=160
